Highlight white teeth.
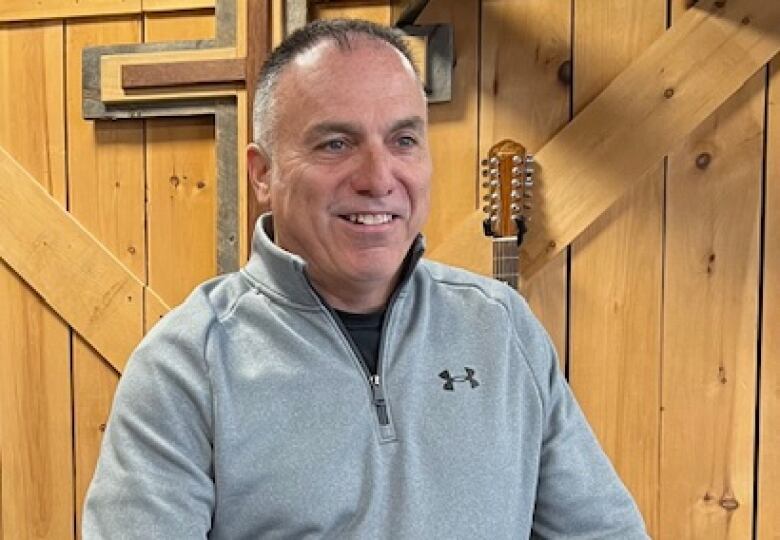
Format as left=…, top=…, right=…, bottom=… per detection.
left=347, top=213, right=392, bottom=225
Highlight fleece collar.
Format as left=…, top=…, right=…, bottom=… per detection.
left=242, top=213, right=425, bottom=309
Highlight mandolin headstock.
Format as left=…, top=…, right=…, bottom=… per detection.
left=480, top=139, right=534, bottom=245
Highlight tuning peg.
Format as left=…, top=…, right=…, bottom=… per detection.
left=512, top=155, right=522, bottom=164
left=481, top=169, right=489, bottom=177
left=481, top=158, right=488, bottom=166
left=490, top=215, right=499, bottom=223
left=489, top=157, right=499, bottom=166
left=524, top=179, right=534, bottom=187
left=524, top=192, right=533, bottom=198
left=491, top=203, right=500, bottom=212
left=482, top=204, right=491, bottom=213
left=490, top=168, right=499, bottom=177
left=511, top=190, right=519, bottom=199
left=511, top=179, right=520, bottom=188
left=482, top=194, right=490, bottom=201
left=525, top=154, right=535, bottom=163
left=511, top=166, right=521, bottom=176
left=525, top=168, right=534, bottom=175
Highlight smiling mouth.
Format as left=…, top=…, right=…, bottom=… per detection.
left=339, top=213, right=397, bottom=225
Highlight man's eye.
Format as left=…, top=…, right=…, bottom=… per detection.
left=397, top=135, right=417, bottom=147
left=322, top=139, right=347, bottom=151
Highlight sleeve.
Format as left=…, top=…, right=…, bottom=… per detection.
left=511, top=297, right=650, bottom=540
left=82, top=301, right=217, bottom=539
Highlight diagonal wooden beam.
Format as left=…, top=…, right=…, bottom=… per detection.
left=512, top=0, right=780, bottom=281
left=0, top=146, right=170, bottom=373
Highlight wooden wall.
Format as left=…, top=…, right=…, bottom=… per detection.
left=0, top=5, right=219, bottom=538
left=1, top=1, right=778, bottom=538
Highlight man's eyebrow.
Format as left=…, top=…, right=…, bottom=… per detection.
left=390, top=116, right=425, bottom=133
left=304, top=122, right=362, bottom=144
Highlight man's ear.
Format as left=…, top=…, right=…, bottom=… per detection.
left=247, top=143, right=272, bottom=211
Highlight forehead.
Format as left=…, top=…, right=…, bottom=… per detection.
left=274, top=37, right=425, bottom=121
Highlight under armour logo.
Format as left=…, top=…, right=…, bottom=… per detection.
left=439, top=367, right=480, bottom=391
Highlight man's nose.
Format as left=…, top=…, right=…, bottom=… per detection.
left=351, top=145, right=394, bottom=197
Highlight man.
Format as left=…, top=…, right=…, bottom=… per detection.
left=83, top=19, right=648, bottom=539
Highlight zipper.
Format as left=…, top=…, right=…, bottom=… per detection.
left=370, top=374, right=390, bottom=426
left=302, top=276, right=394, bottom=429
left=300, top=243, right=421, bottom=436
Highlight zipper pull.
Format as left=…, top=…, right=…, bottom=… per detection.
left=370, top=375, right=390, bottom=426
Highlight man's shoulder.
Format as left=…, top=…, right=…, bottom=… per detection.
left=146, top=270, right=254, bottom=340
left=415, top=257, right=520, bottom=306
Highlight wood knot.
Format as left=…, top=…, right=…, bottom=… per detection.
left=127, top=246, right=136, bottom=254
left=557, top=60, right=572, bottom=85
left=714, top=0, right=726, bottom=8
left=741, top=16, right=750, bottom=25
left=695, top=152, right=711, bottom=169
left=196, top=180, right=206, bottom=189
left=719, top=496, right=739, bottom=511
left=664, top=88, right=675, bottom=99
left=98, top=423, right=107, bottom=432
left=706, top=252, right=716, bottom=274
left=703, top=492, right=714, bottom=502
left=547, top=240, right=557, bottom=252
left=169, top=175, right=180, bottom=188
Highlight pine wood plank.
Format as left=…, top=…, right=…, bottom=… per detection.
left=0, top=148, right=145, bottom=372
left=145, top=10, right=218, bottom=307
left=0, top=0, right=141, bottom=22
left=416, top=0, right=479, bottom=259
left=143, top=0, right=215, bottom=11
left=758, top=56, right=780, bottom=540
left=661, top=69, right=763, bottom=540
left=271, top=0, right=283, bottom=46
left=518, top=0, right=780, bottom=282
left=0, top=21, right=73, bottom=540
left=65, top=17, right=144, bottom=535
left=568, top=2, right=665, bottom=535
left=479, top=0, right=570, bottom=365
left=311, top=3, right=393, bottom=23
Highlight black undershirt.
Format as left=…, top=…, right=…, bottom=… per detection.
left=334, top=309, right=385, bottom=376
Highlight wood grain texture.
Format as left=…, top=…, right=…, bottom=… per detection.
left=0, top=21, right=73, bottom=540
left=65, top=17, right=144, bottom=535
left=143, top=0, right=215, bottom=11
left=415, top=0, right=479, bottom=261
left=661, top=70, right=763, bottom=540
left=271, top=0, right=283, bottom=46
left=0, top=147, right=145, bottom=372
left=311, top=3, right=392, bottom=24
left=569, top=1, right=665, bottom=535
left=145, top=10, right=218, bottom=307
left=122, top=58, right=245, bottom=89
left=758, top=57, right=780, bottom=540
left=0, top=0, right=141, bottom=22
left=480, top=0, right=570, bottom=364
left=518, top=0, right=780, bottom=281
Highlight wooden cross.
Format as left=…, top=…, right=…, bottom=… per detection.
left=82, top=0, right=269, bottom=273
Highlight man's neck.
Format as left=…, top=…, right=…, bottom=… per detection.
left=308, top=273, right=397, bottom=314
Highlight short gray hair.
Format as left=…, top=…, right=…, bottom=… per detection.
left=252, top=19, right=419, bottom=153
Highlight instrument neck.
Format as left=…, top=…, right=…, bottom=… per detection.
left=493, top=237, right=519, bottom=290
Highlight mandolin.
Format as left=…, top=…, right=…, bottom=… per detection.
left=480, top=139, right=534, bottom=290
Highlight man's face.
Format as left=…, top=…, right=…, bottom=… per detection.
left=249, top=38, right=432, bottom=311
